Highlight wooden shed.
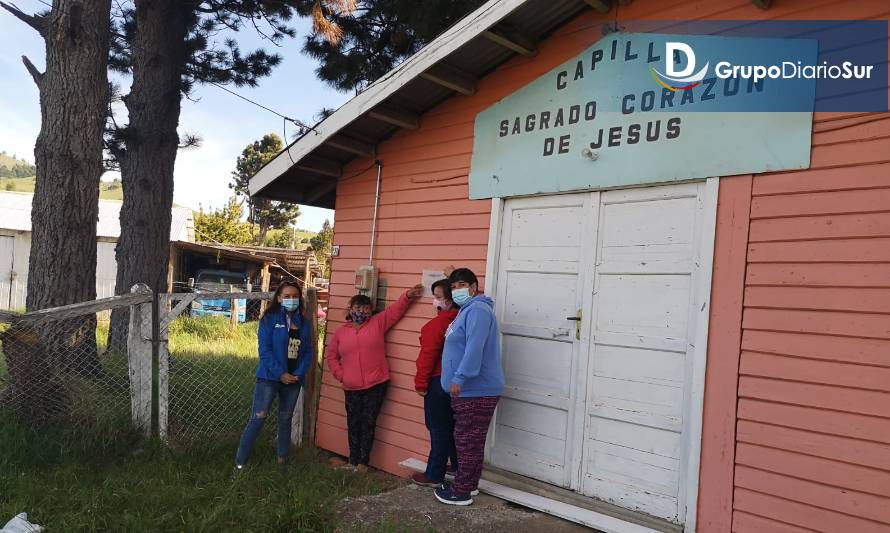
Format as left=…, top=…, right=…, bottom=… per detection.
left=249, top=1, right=890, bottom=531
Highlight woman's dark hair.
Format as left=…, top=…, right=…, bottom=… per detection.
left=431, top=278, right=452, bottom=299
left=346, top=294, right=374, bottom=322
left=448, top=268, right=478, bottom=287
left=262, top=280, right=303, bottom=319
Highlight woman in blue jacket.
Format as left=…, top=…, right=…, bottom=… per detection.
left=435, top=268, right=504, bottom=506
left=235, top=281, right=314, bottom=469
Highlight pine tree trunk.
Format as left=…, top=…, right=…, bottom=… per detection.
left=257, top=224, right=269, bottom=246
left=107, top=0, right=187, bottom=352
left=22, top=0, right=111, bottom=376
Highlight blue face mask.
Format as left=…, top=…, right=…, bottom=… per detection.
left=281, top=298, right=300, bottom=312
left=452, top=287, right=472, bottom=307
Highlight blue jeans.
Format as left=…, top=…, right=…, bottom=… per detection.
left=424, top=377, right=458, bottom=482
left=235, top=379, right=302, bottom=466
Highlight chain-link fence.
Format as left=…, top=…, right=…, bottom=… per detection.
left=159, top=290, right=321, bottom=445
left=164, top=310, right=268, bottom=442
left=0, top=292, right=151, bottom=434
left=0, top=287, right=322, bottom=448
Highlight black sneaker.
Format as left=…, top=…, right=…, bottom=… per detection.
left=434, top=485, right=473, bottom=506
left=439, top=481, right=479, bottom=496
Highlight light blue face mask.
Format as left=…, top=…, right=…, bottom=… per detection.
left=281, top=298, right=300, bottom=312
left=452, top=287, right=472, bottom=307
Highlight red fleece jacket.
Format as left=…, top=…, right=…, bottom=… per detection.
left=414, top=308, right=458, bottom=392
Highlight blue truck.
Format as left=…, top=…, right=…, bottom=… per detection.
left=189, top=269, right=248, bottom=322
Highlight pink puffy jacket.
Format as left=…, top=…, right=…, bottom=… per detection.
left=324, top=292, right=411, bottom=391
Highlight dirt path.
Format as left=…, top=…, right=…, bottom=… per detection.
left=335, top=482, right=594, bottom=532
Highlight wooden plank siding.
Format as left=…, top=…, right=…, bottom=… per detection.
left=311, top=0, right=890, bottom=530
left=734, top=118, right=890, bottom=531
left=733, top=25, right=890, bottom=528
left=317, top=3, right=630, bottom=478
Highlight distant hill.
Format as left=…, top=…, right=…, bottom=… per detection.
left=1, top=175, right=124, bottom=200
left=0, top=152, right=32, bottom=169
left=0, top=151, right=36, bottom=179
left=295, top=229, right=316, bottom=242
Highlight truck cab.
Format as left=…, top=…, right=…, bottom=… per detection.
left=189, top=269, right=249, bottom=322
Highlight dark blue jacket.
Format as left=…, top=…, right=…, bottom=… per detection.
left=256, top=308, right=314, bottom=381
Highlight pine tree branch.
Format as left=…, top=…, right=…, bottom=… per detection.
left=0, top=2, right=47, bottom=36
left=21, top=55, right=44, bottom=87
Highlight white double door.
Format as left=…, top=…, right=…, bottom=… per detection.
left=487, top=181, right=715, bottom=525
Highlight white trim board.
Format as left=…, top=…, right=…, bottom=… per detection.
left=482, top=197, right=503, bottom=296
left=249, top=0, right=533, bottom=196
left=399, top=458, right=660, bottom=533
left=482, top=197, right=503, bottom=461
left=680, top=176, right=720, bottom=533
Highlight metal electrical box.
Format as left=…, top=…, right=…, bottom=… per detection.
left=354, top=265, right=378, bottom=308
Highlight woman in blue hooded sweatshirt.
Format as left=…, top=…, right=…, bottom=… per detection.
left=235, top=281, right=314, bottom=470
left=435, top=268, right=504, bottom=506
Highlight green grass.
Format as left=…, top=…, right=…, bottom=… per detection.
left=0, top=176, right=124, bottom=199
left=0, top=176, right=34, bottom=192
left=166, top=316, right=261, bottom=441
left=0, top=416, right=399, bottom=532
left=0, top=316, right=398, bottom=532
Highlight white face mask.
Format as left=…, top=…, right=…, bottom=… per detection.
left=433, top=298, right=451, bottom=312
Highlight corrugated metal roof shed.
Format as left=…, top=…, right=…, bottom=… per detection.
left=0, top=191, right=194, bottom=241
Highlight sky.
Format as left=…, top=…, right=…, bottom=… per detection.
left=0, top=2, right=349, bottom=232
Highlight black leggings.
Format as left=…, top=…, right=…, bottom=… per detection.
left=344, top=381, right=388, bottom=466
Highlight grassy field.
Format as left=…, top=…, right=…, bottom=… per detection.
left=0, top=417, right=402, bottom=532
left=294, top=229, right=317, bottom=242
left=0, top=316, right=408, bottom=532
left=1, top=176, right=124, bottom=200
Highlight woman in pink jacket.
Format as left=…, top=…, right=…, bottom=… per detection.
left=325, top=284, right=423, bottom=471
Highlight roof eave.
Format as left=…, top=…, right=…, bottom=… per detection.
left=247, top=0, right=537, bottom=202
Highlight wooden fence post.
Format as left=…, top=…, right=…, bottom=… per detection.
left=259, top=263, right=271, bottom=316
left=157, top=293, right=169, bottom=441
left=302, top=287, right=321, bottom=448
left=127, top=283, right=153, bottom=437
left=229, top=284, right=238, bottom=331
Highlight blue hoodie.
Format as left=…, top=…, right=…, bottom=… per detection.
left=256, top=308, right=314, bottom=382
left=440, top=294, right=504, bottom=397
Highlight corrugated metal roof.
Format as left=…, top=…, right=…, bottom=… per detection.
left=169, top=204, right=195, bottom=242
left=249, top=0, right=591, bottom=209
left=226, top=244, right=320, bottom=272
left=173, top=240, right=276, bottom=264
left=0, top=191, right=194, bottom=241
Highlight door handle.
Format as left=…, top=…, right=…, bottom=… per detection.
left=566, top=310, right=582, bottom=340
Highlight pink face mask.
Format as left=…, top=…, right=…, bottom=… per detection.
left=433, top=298, right=451, bottom=312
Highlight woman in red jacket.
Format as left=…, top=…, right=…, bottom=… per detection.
left=325, top=284, right=423, bottom=471
left=411, top=278, right=460, bottom=487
